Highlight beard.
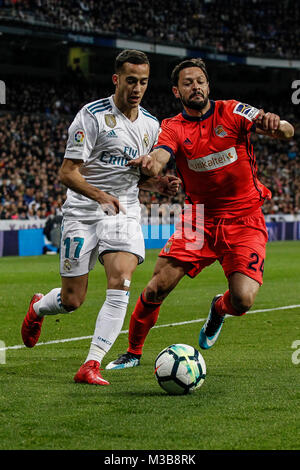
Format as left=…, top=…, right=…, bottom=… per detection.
left=180, top=92, right=209, bottom=111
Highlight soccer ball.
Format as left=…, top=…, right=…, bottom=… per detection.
left=154, top=343, right=206, bottom=395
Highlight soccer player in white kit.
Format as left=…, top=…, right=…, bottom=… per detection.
left=21, top=49, right=180, bottom=385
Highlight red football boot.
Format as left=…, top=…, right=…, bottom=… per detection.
left=74, top=360, right=110, bottom=385
left=21, top=293, right=44, bottom=348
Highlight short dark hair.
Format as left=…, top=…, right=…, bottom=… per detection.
left=171, top=58, right=209, bottom=86
left=114, top=49, right=150, bottom=72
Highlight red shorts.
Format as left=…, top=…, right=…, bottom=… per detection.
left=159, top=209, right=268, bottom=285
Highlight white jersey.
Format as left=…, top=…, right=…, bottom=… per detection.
left=62, top=95, right=160, bottom=219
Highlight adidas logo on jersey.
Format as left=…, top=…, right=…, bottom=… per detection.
left=184, top=138, right=192, bottom=145
left=107, top=130, right=118, bottom=138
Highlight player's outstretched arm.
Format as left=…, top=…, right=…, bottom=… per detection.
left=255, top=110, right=294, bottom=140
left=59, top=158, right=125, bottom=214
left=126, top=148, right=171, bottom=176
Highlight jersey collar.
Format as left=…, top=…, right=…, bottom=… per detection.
left=181, top=100, right=215, bottom=122
left=110, top=94, right=141, bottom=123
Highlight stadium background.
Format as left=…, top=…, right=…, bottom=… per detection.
left=0, top=0, right=300, bottom=257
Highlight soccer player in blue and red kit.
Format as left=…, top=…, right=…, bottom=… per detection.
left=106, top=58, right=295, bottom=370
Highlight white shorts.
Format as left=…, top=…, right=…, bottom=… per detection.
left=59, top=204, right=145, bottom=277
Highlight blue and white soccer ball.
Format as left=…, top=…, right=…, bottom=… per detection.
left=154, top=343, right=206, bottom=395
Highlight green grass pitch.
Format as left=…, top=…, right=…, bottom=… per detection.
left=0, top=241, right=299, bottom=450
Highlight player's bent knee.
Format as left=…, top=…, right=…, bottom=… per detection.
left=145, top=280, right=169, bottom=303
left=60, top=294, right=85, bottom=312
left=107, top=276, right=131, bottom=291
left=231, top=292, right=254, bottom=314
left=61, top=303, right=78, bottom=313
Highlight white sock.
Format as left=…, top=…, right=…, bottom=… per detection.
left=85, top=289, right=130, bottom=364
left=33, top=288, right=71, bottom=316
left=85, top=343, right=106, bottom=364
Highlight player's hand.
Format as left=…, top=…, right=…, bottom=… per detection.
left=126, top=154, right=155, bottom=172
left=156, top=175, right=182, bottom=196
left=97, top=193, right=126, bottom=215
left=255, top=109, right=280, bottom=134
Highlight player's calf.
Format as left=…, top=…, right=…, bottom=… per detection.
left=60, top=274, right=88, bottom=312
left=145, top=256, right=188, bottom=303
left=228, top=272, right=260, bottom=315
left=145, top=272, right=178, bottom=303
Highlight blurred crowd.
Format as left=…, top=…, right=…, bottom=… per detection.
left=0, top=0, right=299, bottom=59
left=0, top=112, right=68, bottom=220
left=0, top=76, right=299, bottom=222
left=249, top=133, right=300, bottom=218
